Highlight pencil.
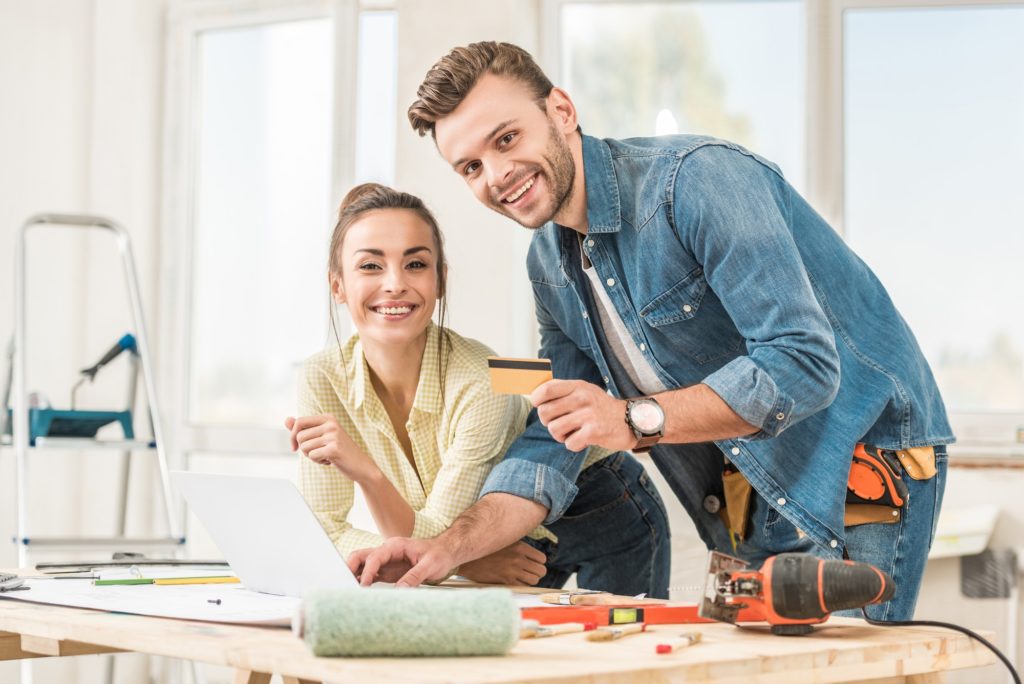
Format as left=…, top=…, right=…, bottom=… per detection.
left=154, top=576, right=239, bottom=585
left=94, top=576, right=239, bottom=586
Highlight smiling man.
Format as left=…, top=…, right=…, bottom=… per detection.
left=349, top=42, right=953, bottom=620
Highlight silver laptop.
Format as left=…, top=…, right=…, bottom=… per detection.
left=171, top=471, right=359, bottom=597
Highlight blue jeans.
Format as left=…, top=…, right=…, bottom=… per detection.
left=524, top=452, right=671, bottom=599
left=653, top=443, right=947, bottom=620
left=837, top=445, right=948, bottom=620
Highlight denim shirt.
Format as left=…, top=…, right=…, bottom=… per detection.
left=479, top=133, right=953, bottom=553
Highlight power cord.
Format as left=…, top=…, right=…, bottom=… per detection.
left=861, top=608, right=1021, bottom=684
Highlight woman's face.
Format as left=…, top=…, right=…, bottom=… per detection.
left=332, top=208, right=441, bottom=348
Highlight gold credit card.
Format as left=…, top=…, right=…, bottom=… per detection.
left=487, top=357, right=553, bottom=395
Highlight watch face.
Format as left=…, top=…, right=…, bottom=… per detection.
left=629, top=401, right=663, bottom=433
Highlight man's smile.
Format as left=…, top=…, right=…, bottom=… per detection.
left=500, top=173, right=538, bottom=205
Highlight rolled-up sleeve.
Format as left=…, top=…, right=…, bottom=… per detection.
left=479, top=409, right=583, bottom=524
left=674, top=146, right=840, bottom=437
left=478, top=289, right=602, bottom=524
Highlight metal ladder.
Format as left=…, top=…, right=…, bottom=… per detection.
left=5, top=214, right=184, bottom=568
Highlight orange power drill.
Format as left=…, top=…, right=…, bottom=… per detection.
left=699, top=551, right=896, bottom=635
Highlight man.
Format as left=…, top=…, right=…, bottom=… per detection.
left=350, top=42, right=951, bottom=620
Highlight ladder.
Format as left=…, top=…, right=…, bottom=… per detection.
left=4, top=214, right=184, bottom=567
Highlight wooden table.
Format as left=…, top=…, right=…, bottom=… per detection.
left=0, top=588, right=997, bottom=683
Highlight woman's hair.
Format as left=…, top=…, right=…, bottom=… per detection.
left=328, top=182, right=452, bottom=396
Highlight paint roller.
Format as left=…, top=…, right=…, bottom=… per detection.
left=293, top=588, right=520, bottom=657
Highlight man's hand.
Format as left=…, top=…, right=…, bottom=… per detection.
left=531, top=379, right=634, bottom=452
left=285, top=415, right=380, bottom=484
left=458, top=541, right=548, bottom=586
left=347, top=537, right=458, bottom=587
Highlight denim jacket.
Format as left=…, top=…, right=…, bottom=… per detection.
left=479, top=133, right=953, bottom=553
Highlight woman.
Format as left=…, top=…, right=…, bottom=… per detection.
left=286, top=183, right=670, bottom=594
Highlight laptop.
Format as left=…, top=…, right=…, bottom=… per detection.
left=171, top=471, right=360, bottom=597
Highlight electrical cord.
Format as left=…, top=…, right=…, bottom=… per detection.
left=861, top=608, right=1021, bottom=684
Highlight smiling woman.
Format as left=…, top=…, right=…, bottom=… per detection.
left=285, top=183, right=556, bottom=586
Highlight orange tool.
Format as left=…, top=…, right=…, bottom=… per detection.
left=698, top=551, right=895, bottom=636
left=847, top=443, right=908, bottom=508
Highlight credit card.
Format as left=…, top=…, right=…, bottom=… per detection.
left=487, top=357, right=553, bottom=395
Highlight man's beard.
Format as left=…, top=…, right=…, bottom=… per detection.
left=493, top=123, right=576, bottom=230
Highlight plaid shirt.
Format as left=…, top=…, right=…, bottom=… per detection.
left=296, top=323, right=606, bottom=557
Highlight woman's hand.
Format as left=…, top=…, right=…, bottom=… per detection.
left=458, top=541, right=548, bottom=586
left=285, top=415, right=380, bottom=484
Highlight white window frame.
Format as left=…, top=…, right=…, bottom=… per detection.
left=542, top=0, right=1024, bottom=457
left=159, top=0, right=392, bottom=467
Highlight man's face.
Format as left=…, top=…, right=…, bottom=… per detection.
left=435, top=73, right=576, bottom=229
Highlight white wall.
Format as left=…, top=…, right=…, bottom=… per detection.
left=0, top=0, right=167, bottom=681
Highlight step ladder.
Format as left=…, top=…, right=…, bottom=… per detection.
left=4, top=214, right=184, bottom=568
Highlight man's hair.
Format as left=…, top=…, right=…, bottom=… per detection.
left=408, top=41, right=554, bottom=138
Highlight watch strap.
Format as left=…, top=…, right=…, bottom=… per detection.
left=632, top=432, right=661, bottom=453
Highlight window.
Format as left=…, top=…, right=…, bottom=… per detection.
left=163, top=1, right=397, bottom=457
left=844, top=4, right=1024, bottom=445
left=354, top=11, right=398, bottom=185
left=557, top=0, right=806, bottom=191
left=553, top=0, right=1024, bottom=453
left=190, top=18, right=335, bottom=428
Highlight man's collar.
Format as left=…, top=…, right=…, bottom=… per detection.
left=581, top=134, right=621, bottom=234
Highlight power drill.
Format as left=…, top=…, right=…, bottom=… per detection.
left=699, top=551, right=895, bottom=635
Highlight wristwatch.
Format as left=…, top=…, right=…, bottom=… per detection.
left=625, top=397, right=665, bottom=453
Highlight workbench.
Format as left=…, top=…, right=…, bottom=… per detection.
left=0, top=590, right=997, bottom=683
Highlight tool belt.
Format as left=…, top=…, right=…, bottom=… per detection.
left=844, top=444, right=936, bottom=526
left=719, top=444, right=938, bottom=542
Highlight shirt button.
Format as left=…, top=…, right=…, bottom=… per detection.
left=703, top=495, right=721, bottom=514
left=776, top=412, right=785, bottom=420
left=603, top=376, right=610, bottom=384
left=582, top=311, right=588, bottom=319
left=682, top=304, right=693, bottom=313
left=731, top=447, right=740, bottom=456
left=588, top=239, right=595, bottom=247
left=639, top=343, right=646, bottom=352
left=606, top=278, right=615, bottom=287
left=777, top=497, right=786, bottom=506
left=830, top=539, right=839, bottom=548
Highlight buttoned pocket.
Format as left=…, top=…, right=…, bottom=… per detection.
left=532, top=270, right=595, bottom=353
left=639, top=269, right=745, bottom=365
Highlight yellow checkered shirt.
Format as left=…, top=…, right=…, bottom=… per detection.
left=296, top=323, right=606, bottom=558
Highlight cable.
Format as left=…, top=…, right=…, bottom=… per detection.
left=861, top=608, right=1021, bottom=684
